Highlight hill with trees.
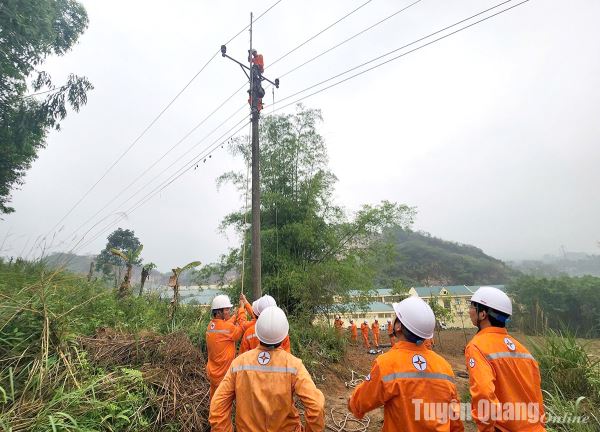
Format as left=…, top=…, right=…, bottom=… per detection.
left=378, top=227, right=517, bottom=287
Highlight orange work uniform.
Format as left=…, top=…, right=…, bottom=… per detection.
left=209, top=347, right=325, bottom=432
left=360, top=323, right=370, bottom=349
left=465, top=327, right=546, bottom=431
left=349, top=341, right=464, bottom=432
left=239, top=321, right=291, bottom=354
left=350, top=323, right=358, bottom=342
left=387, top=323, right=396, bottom=346
left=251, top=54, right=264, bottom=73
left=206, top=305, right=252, bottom=397
left=371, top=322, right=380, bottom=347
left=334, top=318, right=344, bottom=334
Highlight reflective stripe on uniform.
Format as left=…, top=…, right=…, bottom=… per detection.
left=207, top=329, right=231, bottom=334
left=382, top=371, right=454, bottom=383
left=246, top=334, right=257, bottom=340
left=232, top=365, right=298, bottom=374
left=486, top=352, right=535, bottom=361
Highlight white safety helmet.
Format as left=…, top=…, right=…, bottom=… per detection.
left=258, top=295, right=277, bottom=314
left=255, top=306, right=289, bottom=345
left=211, top=294, right=233, bottom=310
left=252, top=299, right=260, bottom=316
left=471, top=286, right=512, bottom=316
left=335, top=315, right=340, bottom=319
left=363, top=320, right=368, bottom=324
left=392, top=297, right=435, bottom=340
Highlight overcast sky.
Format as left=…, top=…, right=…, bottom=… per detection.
left=2, top=0, right=600, bottom=271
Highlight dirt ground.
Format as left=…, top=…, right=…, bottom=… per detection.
left=315, top=329, right=480, bottom=431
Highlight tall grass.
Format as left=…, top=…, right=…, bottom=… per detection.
left=530, top=330, right=600, bottom=431
left=0, top=259, right=345, bottom=430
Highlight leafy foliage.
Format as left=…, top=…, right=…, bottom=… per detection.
left=509, top=275, right=600, bottom=337
left=216, top=105, right=414, bottom=317
left=0, top=0, right=93, bottom=215
left=97, top=228, right=143, bottom=286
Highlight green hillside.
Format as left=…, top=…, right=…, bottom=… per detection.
left=379, top=228, right=518, bottom=286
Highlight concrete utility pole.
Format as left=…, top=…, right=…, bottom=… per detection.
left=220, top=14, right=279, bottom=300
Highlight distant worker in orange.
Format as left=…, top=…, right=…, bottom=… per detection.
left=349, top=319, right=358, bottom=344
left=210, top=306, right=325, bottom=432
left=386, top=319, right=396, bottom=346
left=239, top=295, right=290, bottom=354
left=334, top=314, right=344, bottom=335
left=371, top=319, right=380, bottom=349
left=466, top=287, right=546, bottom=431
left=248, top=48, right=264, bottom=73
left=206, top=294, right=252, bottom=398
left=349, top=297, right=464, bottom=432
left=247, top=49, right=265, bottom=112
left=360, top=320, right=370, bottom=349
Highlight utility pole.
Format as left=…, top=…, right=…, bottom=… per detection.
left=221, top=13, right=279, bottom=300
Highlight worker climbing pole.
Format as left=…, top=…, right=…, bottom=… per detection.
left=220, top=13, right=279, bottom=301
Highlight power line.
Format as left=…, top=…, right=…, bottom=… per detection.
left=277, top=0, right=424, bottom=80
left=59, top=0, right=526, bottom=254
left=72, top=119, right=250, bottom=254
left=64, top=82, right=247, bottom=242
left=271, top=0, right=527, bottom=113
left=62, top=0, right=370, bottom=245
left=268, top=0, right=375, bottom=69
left=44, top=0, right=285, bottom=241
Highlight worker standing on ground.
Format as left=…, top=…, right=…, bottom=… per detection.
left=239, top=295, right=290, bottom=354
left=349, top=297, right=464, bottom=432
left=386, top=319, right=395, bottom=346
left=206, top=294, right=251, bottom=398
left=209, top=306, right=325, bottom=432
left=371, top=319, right=380, bottom=350
left=349, top=319, right=358, bottom=344
left=360, top=320, right=370, bottom=349
left=466, top=286, right=546, bottom=431
left=334, top=314, right=344, bottom=335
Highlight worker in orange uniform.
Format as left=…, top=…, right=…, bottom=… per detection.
left=247, top=49, right=265, bottom=112
left=349, top=297, right=464, bottom=432
left=239, top=295, right=291, bottom=354
left=360, top=320, right=370, bottom=349
left=371, top=319, right=380, bottom=350
left=466, top=287, right=546, bottom=431
left=349, top=319, right=358, bottom=344
left=386, top=319, right=395, bottom=346
left=248, top=48, right=264, bottom=73
left=334, top=314, right=344, bottom=335
left=206, top=294, right=253, bottom=398
left=210, top=306, right=325, bottom=432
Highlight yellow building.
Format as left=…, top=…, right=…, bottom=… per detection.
left=328, top=285, right=506, bottom=330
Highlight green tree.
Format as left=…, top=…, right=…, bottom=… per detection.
left=110, top=245, right=143, bottom=298
left=217, top=105, right=415, bottom=318
left=509, top=275, right=600, bottom=337
left=96, top=228, right=142, bottom=287
left=0, top=0, right=93, bottom=215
